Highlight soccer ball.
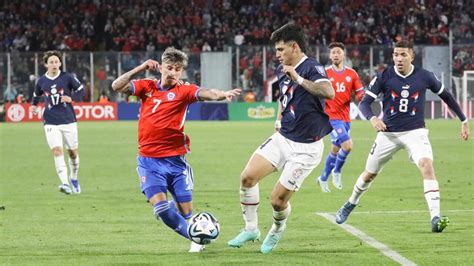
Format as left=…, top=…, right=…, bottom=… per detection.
left=187, top=212, right=220, bottom=245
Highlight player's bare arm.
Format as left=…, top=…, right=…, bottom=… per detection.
left=198, top=88, right=241, bottom=101
left=282, top=65, right=334, bottom=99
left=370, top=116, right=387, bottom=132
left=112, top=59, right=159, bottom=92
left=461, top=121, right=470, bottom=141
left=275, top=101, right=282, bottom=131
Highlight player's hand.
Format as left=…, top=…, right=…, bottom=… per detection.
left=461, top=121, right=470, bottom=141
left=282, top=65, right=299, bottom=81
left=30, top=105, right=39, bottom=114
left=274, top=120, right=281, bottom=132
left=141, top=59, right=160, bottom=71
left=61, top=95, right=72, bottom=103
left=370, top=116, right=386, bottom=132
left=225, top=88, right=242, bottom=101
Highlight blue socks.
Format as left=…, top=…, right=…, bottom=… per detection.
left=153, top=200, right=189, bottom=239
left=320, top=153, right=336, bottom=181
left=334, top=148, right=350, bottom=173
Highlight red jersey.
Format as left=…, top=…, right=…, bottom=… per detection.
left=131, top=79, right=200, bottom=158
left=324, top=66, right=364, bottom=122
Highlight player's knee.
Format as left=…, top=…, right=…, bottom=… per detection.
left=68, top=149, right=78, bottom=159
left=418, top=158, right=434, bottom=176
left=52, top=147, right=63, bottom=156
left=240, top=170, right=258, bottom=187
left=270, top=198, right=286, bottom=211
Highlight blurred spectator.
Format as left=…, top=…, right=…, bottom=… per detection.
left=244, top=90, right=256, bottom=103
left=98, top=91, right=109, bottom=103
left=3, top=86, right=17, bottom=103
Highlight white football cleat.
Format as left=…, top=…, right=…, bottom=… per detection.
left=58, top=184, right=72, bottom=195
left=189, top=241, right=205, bottom=253
left=316, top=176, right=331, bottom=193
left=71, top=179, right=81, bottom=194
left=332, top=171, right=342, bottom=189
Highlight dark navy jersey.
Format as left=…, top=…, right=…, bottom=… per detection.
left=33, top=71, right=83, bottom=125
left=277, top=56, right=332, bottom=143
left=365, top=65, right=443, bottom=132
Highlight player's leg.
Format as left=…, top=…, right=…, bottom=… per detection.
left=336, top=132, right=399, bottom=224
left=316, top=144, right=339, bottom=192
left=261, top=138, right=323, bottom=254
left=138, top=156, right=189, bottom=239
left=261, top=183, right=293, bottom=254
left=168, top=156, right=206, bottom=252
left=405, top=129, right=448, bottom=232
left=229, top=133, right=281, bottom=248
left=44, top=125, right=71, bottom=194
left=332, top=122, right=352, bottom=189
left=63, top=123, right=80, bottom=193
left=316, top=122, right=341, bottom=192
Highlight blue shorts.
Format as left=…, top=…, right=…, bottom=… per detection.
left=136, top=155, right=194, bottom=203
left=329, top=120, right=351, bottom=147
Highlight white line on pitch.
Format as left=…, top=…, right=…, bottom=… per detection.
left=316, top=212, right=417, bottom=266
left=326, top=209, right=474, bottom=215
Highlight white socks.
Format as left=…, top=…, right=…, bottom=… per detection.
left=54, top=155, right=69, bottom=185
left=240, top=184, right=260, bottom=232
left=349, top=174, right=373, bottom=205
left=271, top=203, right=291, bottom=233
left=68, top=155, right=80, bottom=180
left=423, top=179, right=440, bottom=219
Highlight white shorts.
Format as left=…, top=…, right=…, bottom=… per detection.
left=365, top=128, right=433, bottom=174
left=255, top=132, right=324, bottom=191
left=44, top=123, right=79, bottom=150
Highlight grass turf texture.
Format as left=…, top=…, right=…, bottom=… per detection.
left=1, top=120, right=473, bottom=265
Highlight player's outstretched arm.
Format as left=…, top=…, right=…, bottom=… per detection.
left=112, top=59, right=159, bottom=93
left=198, top=88, right=241, bottom=101
left=282, top=65, right=334, bottom=99
left=461, top=121, right=470, bottom=141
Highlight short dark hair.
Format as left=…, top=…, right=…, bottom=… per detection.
left=162, top=47, right=188, bottom=68
left=270, top=23, right=307, bottom=53
left=43, top=50, right=62, bottom=64
left=329, top=42, right=345, bottom=50
left=394, top=40, right=414, bottom=49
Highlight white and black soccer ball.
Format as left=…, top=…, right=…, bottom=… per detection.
left=187, top=212, right=220, bottom=245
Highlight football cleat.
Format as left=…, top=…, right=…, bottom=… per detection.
left=431, top=216, right=449, bottom=233
left=260, top=225, right=285, bottom=254
left=317, top=176, right=331, bottom=193
left=188, top=241, right=205, bottom=253
left=335, top=201, right=356, bottom=224
left=71, top=179, right=81, bottom=194
left=58, top=184, right=72, bottom=195
left=228, top=229, right=261, bottom=248
left=332, top=171, right=342, bottom=189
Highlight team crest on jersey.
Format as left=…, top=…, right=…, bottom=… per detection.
left=401, top=85, right=410, bottom=98
left=167, top=92, right=176, bottom=101
left=283, top=78, right=291, bottom=85
left=145, top=92, right=153, bottom=98
left=345, top=76, right=351, bottom=82
left=51, top=84, right=57, bottom=94
left=315, top=66, right=326, bottom=77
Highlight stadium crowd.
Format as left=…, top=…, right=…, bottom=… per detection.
left=1, top=0, right=472, bottom=104
left=1, top=0, right=472, bottom=53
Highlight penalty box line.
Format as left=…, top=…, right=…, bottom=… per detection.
left=316, top=212, right=417, bottom=266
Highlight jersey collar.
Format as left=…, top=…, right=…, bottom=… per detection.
left=293, top=55, right=308, bottom=69
left=331, top=65, right=346, bottom=73
left=45, top=70, right=61, bottom=80
left=157, top=80, right=177, bottom=91
left=394, top=64, right=414, bottom=78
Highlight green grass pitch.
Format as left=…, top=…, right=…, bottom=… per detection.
left=1, top=120, right=473, bottom=265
